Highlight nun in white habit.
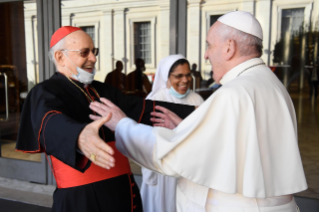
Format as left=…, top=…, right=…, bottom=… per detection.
left=142, top=55, right=203, bottom=212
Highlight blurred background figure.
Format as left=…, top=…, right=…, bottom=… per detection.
left=190, top=63, right=202, bottom=89
left=308, top=65, right=319, bottom=100
left=206, top=70, right=214, bottom=88
left=205, top=70, right=221, bottom=90
left=126, top=58, right=152, bottom=96
left=104, top=61, right=126, bottom=92
left=143, top=54, right=203, bottom=212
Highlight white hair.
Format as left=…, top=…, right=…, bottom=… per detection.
left=215, top=23, right=263, bottom=57
left=48, top=37, right=66, bottom=67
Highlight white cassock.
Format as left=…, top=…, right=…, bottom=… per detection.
left=143, top=88, right=203, bottom=212
left=115, top=58, right=307, bottom=212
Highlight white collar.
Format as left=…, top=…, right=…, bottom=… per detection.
left=219, top=58, right=265, bottom=85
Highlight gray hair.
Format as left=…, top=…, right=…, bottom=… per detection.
left=48, top=37, right=66, bottom=66
left=215, top=23, right=263, bottom=57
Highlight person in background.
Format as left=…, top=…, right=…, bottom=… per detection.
left=127, top=58, right=152, bottom=95
left=104, top=60, right=126, bottom=92
left=142, top=54, right=203, bottom=212
left=308, top=65, right=319, bottom=99
left=206, top=70, right=222, bottom=90
left=205, top=70, right=214, bottom=88
left=190, top=63, right=202, bottom=89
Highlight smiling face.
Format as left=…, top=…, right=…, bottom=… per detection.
left=62, top=30, right=97, bottom=75
left=168, top=63, right=192, bottom=94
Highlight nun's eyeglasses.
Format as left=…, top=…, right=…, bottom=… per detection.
left=170, top=73, right=192, bottom=80
left=61, top=48, right=99, bottom=58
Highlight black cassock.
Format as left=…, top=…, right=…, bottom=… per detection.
left=16, top=72, right=194, bottom=212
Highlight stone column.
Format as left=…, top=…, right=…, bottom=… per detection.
left=169, top=0, right=187, bottom=56
left=255, top=0, right=272, bottom=65
left=187, top=0, right=201, bottom=68
left=113, top=8, right=126, bottom=74
left=24, top=14, right=37, bottom=90
left=101, top=9, right=113, bottom=80
left=177, top=0, right=187, bottom=56
left=169, top=0, right=178, bottom=55
left=159, top=2, right=170, bottom=59
left=242, top=0, right=255, bottom=15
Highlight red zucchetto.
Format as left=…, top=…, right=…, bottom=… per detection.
left=50, top=26, right=83, bottom=48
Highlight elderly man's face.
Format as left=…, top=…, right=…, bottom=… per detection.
left=64, top=31, right=96, bottom=74
left=204, top=22, right=226, bottom=84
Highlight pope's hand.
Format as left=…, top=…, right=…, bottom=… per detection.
left=78, top=114, right=115, bottom=169
left=150, top=105, right=182, bottom=129
left=89, top=98, right=127, bottom=131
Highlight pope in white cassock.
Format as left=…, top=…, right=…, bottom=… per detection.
left=90, top=11, right=307, bottom=212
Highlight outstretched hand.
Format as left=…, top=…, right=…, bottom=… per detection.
left=150, top=105, right=182, bottom=129
left=78, top=113, right=115, bottom=169
left=89, top=98, right=127, bottom=131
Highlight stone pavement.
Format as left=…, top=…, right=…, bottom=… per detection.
left=0, top=198, right=51, bottom=212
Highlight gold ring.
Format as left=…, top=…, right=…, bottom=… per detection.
left=90, top=153, right=96, bottom=162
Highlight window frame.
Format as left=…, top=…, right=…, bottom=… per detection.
left=128, top=16, right=157, bottom=70
left=133, top=21, right=152, bottom=65
left=274, top=2, right=313, bottom=42
left=269, top=1, right=313, bottom=67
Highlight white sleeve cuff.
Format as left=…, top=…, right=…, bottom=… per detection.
left=115, top=117, right=158, bottom=171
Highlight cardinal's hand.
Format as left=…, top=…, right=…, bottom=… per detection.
left=78, top=114, right=115, bottom=169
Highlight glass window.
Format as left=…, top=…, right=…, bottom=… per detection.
left=134, top=22, right=152, bottom=64
left=273, top=8, right=305, bottom=65
left=210, top=14, right=222, bottom=26
left=281, top=8, right=305, bottom=37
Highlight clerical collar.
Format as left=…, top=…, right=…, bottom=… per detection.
left=56, top=72, right=87, bottom=88
left=55, top=72, right=99, bottom=102
left=219, top=58, right=265, bottom=85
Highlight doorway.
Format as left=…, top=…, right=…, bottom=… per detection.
left=0, top=0, right=48, bottom=184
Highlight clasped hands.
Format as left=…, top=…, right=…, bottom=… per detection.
left=77, top=97, right=182, bottom=169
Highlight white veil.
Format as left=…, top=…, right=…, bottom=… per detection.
left=146, top=54, right=185, bottom=100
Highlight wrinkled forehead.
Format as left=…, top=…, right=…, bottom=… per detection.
left=65, top=30, right=94, bottom=49
left=206, top=21, right=222, bottom=43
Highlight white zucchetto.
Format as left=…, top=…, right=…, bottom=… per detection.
left=218, top=11, right=263, bottom=40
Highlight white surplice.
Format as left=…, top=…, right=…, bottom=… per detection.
left=115, top=58, right=307, bottom=212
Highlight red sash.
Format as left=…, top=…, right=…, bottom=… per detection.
left=50, top=141, right=131, bottom=188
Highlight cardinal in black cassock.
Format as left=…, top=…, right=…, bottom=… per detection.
left=16, top=26, right=194, bottom=212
